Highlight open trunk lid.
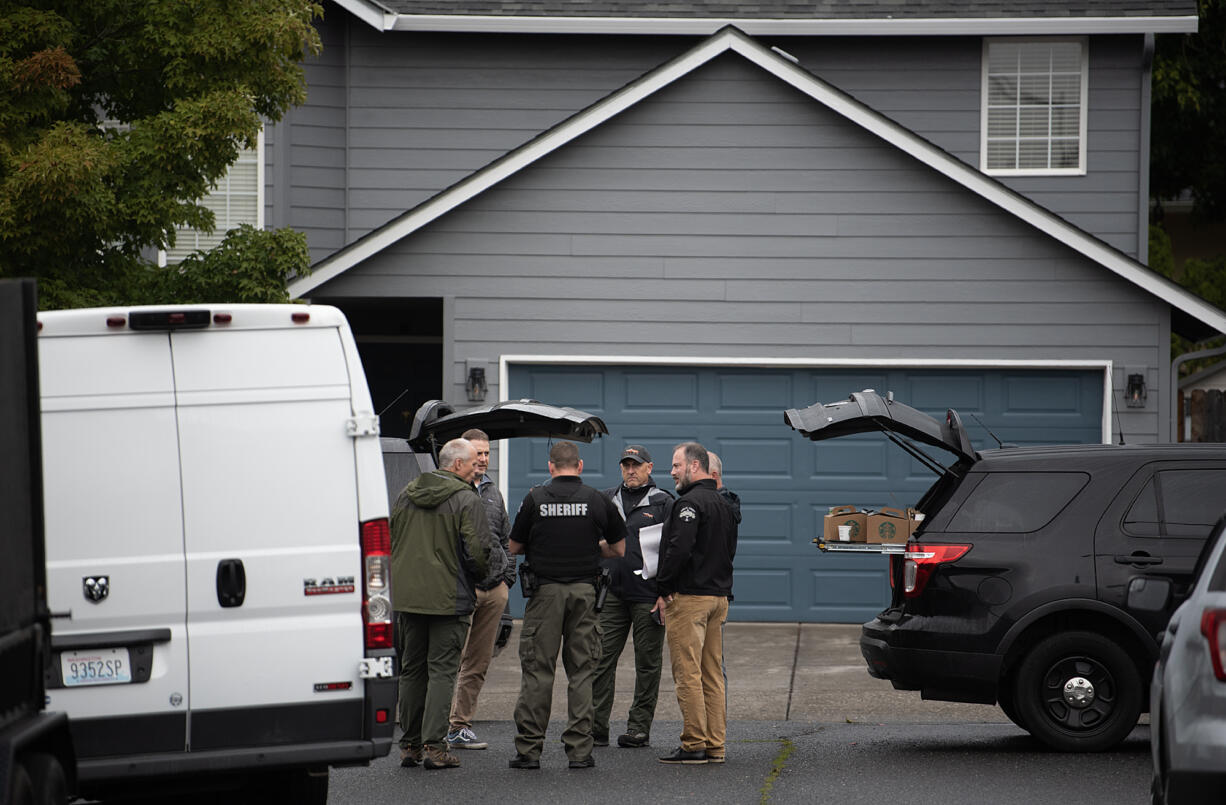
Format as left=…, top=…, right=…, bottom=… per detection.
left=407, top=398, right=609, bottom=453
left=784, top=389, right=978, bottom=468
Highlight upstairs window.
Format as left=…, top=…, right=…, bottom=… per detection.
left=162, top=135, right=262, bottom=265
left=982, top=39, right=1086, bottom=176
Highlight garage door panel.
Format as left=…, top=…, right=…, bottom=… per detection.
left=812, top=435, right=892, bottom=480
left=624, top=371, right=699, bottom=411
left=1002, top=373, right=1084, bottom=413
left=717, top=372, right=792, bottom=411
left=907, top=374, right=985, bottom=411
left=508, top=364, right=1102, bottom=623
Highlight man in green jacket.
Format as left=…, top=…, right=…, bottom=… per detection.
left=392, top=437, right=507, bottom=770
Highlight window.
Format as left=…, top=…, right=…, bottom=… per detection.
left=949, top=472, right=1089, bottom=533
left=982, top=39, right=1086, bottom=175
left=162, top=135, right=262, bottom=265
left=1124, top=469, right=1226, bottom=538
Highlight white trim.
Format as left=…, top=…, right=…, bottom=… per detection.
left=494, top=354, right=1118, bottom=501
left=377, top=14, right=1197, bottom=36
left=330, top=0, right=397, bottom=31
left=288, top=26, right=1226, bottom=337
left=980, top=37, right=1088, bottom=176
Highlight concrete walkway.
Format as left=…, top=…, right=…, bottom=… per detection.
left=473, top=621, right=1002, bottom=727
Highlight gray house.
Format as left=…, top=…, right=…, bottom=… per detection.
left=267, top=0, right=1224, bottom=622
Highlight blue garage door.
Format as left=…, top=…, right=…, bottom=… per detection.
left=506, top=366, right=1103, bottom=623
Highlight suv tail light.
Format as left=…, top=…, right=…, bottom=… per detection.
left=903, top=544, right=971, bottom=598
left=1200, top=608, right=1226, bottom=681
left=361, top=518, right=393, bottom=650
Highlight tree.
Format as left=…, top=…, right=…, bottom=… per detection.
left=1151, top=0, right=1226, bottom=223
left=0, top=1, right=322, bottom=308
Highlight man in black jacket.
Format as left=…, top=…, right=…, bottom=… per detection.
left=654, top=441, right=737, bottom=766
left=591, top=445, right=673, bottom=749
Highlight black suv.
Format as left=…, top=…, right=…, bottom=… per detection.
left=786, top=390, right=1226, bottom=752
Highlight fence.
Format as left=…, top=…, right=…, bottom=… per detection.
left=1179, top=388, right=1226, bottom=442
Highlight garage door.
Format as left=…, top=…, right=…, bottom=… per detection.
left=506, top=365, right=1103, bottom=623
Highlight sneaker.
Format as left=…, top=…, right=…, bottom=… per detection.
left=617, top=731, right=650, bottom=748
left=446, top=727, right=488, bottom=750
left=569, top=756, right=596, bottom=769
left=705, top=751, right=726, bottom=764
left=508, top=754, right=540, bottom=770
left=658, top=747, right=708, bottom=765
left=398, top=745, right=422, bottom=767
left=423, top=746, right=461, bottom=770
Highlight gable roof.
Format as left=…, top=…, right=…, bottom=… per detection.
left=288, top=25, right=1226, bottom=337
left=333, top=0, right=1198, bottom=34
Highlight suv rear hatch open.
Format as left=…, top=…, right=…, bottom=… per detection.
left=383, top=398, right=609, bottom=498
left=784, top=389, right=978, bottom=479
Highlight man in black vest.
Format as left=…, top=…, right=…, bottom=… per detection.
left=507, top=441, right=626, bottom=770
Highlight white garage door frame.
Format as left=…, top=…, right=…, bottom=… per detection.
left=495, top=355, right=1115, bottom=498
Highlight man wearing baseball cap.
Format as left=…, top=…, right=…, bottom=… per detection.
left=591, top=444, right=674, bottom=748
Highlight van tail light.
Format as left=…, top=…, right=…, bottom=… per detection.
left=903, top=543, right=971, bottom=598
left=361, top=518, right=393, bottom=650
left=1200, top=608, right=1226, bottom=681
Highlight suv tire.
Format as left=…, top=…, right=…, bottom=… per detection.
left=1013, top=630, right=1142, bottom=752
left=996, top=683, right=1028, bottom=731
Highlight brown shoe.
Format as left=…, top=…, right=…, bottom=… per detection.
left=705, top=751, right=726, bottom=764
left=399, top=745, right=422, bottom=767
left=423, top=745, right=461, bottom=769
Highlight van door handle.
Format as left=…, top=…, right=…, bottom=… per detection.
left=216, top=558, right=246, bottom=608
left=1114, top=553, right=1163, bottom=566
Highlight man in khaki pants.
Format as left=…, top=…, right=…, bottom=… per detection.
left=446, top=429, right=515, bottom=750
left=654, top=442, right=738, bottom=765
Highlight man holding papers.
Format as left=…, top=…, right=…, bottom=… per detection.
left=591, top=445, right=674, bottom=749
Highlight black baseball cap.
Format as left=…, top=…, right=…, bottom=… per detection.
left=619, top=445, right=652, bottom=465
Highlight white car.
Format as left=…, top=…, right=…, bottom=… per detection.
left=1151, top=514, right=1226, bottom=804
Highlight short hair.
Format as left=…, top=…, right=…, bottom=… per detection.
left=438, top=438, right=473, bottom=470
left=675, top=441, right=709, bottom=473
left=708, top=451, right=723, bottom=477
left=548, top=441, right=580, bottom=469
left=461, top=428, right=490, bottom=442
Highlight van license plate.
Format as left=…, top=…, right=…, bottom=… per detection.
left=61, top=648, right=132, bottom=687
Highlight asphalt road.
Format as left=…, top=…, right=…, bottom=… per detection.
left=328, top=719, right=1153, bottom=805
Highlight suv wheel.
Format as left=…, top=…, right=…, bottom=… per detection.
left=997, top=683, right=1028, bottom=731
left=1013, top=630, right=1142, bottom=752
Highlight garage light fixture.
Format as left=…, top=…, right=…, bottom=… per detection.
left=466, top=366, right=487, bottom=402
left=1126, top=373, right=1147, bottom=408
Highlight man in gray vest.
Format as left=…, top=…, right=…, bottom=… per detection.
left=592, top=445, right=673, bottom=748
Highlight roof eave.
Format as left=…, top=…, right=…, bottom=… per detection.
left=382, top=15, right=1198, bottom=36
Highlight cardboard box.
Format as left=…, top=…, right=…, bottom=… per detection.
left=824, top=505, right=867, bottom=543
left=865, top=507, right=909, bottom=544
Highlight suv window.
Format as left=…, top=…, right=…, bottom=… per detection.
left=1123, top=469, right=1226, bottom=538
left=948, top=472, right=1089, bottom=533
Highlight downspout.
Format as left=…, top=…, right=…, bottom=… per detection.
left=1170, top=344, right=1226, bottom=441
left=1139, top=33, right=1154, bottom=262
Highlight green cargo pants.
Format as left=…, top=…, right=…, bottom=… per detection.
left=591, top=592, right=665, bottom=740
left=512, top=581, right=599, bottom=760
left=397, top=611, right=471, bottom=751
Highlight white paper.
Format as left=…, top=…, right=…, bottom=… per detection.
left=634, top=523, right=664, bottom=580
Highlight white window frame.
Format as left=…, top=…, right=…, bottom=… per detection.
left=980, top=37, right=1088, bottom=177
left=161, top=128, right=264, bottom=266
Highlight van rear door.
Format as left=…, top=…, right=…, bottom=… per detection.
left=40, top=328, right=190, bottom=757
left=171, top=316, right=367, bottom=749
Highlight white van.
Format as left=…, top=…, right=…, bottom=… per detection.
left=37, top=304, right=394, bottom=803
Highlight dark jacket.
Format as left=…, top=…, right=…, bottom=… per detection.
left=657, top=478, right=737, bottom=600
left=390, top=469, right=507, bottom=616
left=475, top=473, right=515, bottom=589
left=718, top=487, right=742, bottom=524
left=601, top=480, right=673, bottom=604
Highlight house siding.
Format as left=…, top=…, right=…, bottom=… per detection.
left=309, top=53, right=1167, bottom=441
left=283, top=16, right=1145, bottom=262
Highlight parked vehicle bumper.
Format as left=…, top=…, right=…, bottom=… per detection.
left=861, top=616, right=1001, bottom=703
